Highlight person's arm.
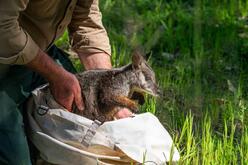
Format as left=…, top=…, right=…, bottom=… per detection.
left=68, top=0, right=111, bottom=70
left=26, top=49, right=84, bottom=111
left=0, top=1, right=83, bottom=111
left=79, top=52, right=111, bottom=70
left=0, top=0, right=39, bottom=65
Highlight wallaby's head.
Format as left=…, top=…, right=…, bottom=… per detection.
left=130, top=50, right=158, bottom=98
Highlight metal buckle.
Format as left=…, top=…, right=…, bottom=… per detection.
left=37, top=105, right=49, bottom=116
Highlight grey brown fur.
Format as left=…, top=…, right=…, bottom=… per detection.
left=74, top=51, right=158, bottom=121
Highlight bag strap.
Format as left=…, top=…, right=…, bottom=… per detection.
left=81, top=119, right=102, bottom=147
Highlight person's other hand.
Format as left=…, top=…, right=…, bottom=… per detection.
left=114, top=107, right=133, bottom=119
left=49, top=71, right=84, bottom=111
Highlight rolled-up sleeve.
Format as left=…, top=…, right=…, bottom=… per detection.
left=68, top=0, right=111, bottom=56
left=0, top=0, right=39, bottom=65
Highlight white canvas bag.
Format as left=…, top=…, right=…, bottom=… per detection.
left=27, top=85, right=180, bottom=165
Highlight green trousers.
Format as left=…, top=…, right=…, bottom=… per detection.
left=0, top=46, right=76, bottom=165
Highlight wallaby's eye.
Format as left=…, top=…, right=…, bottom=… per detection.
left=143, top=71, right=152, bottom=81
left=145, top=76, right=151, bottom=81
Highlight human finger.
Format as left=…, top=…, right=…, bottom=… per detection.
left=62, top=94, right=74, bottom=112
left=114, top=108, right=133, bottom=119
left=74, top=84, right=84, bottom=111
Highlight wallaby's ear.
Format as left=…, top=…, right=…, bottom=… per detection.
left=132, top=48, right=145, bottom=69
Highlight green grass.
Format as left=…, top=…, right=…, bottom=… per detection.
left=56, top=0, right=248, bottom=164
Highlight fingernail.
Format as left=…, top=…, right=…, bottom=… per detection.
left=79, top=105, right=84, bottom=111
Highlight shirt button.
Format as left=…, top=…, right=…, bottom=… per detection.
left=58, top=25, right=63, bottom=29
left=82, top=36, right=89, bottom=45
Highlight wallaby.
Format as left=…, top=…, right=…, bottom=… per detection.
left=73, top=50, right=158, bottom=121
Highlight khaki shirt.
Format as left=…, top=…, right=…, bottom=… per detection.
left=0, top=0, right=111, bottom=66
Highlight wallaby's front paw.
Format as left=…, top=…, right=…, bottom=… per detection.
left=114, top=96, right=139, bottom=112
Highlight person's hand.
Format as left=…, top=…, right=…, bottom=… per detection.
left=26, top=49, right=84, bottom=111
left=49, top=70, right=84, bottom=111
left=113, top=107, right=133, bottom=119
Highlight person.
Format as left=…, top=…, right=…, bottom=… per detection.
left=0, top=0, right=132, bottom=164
